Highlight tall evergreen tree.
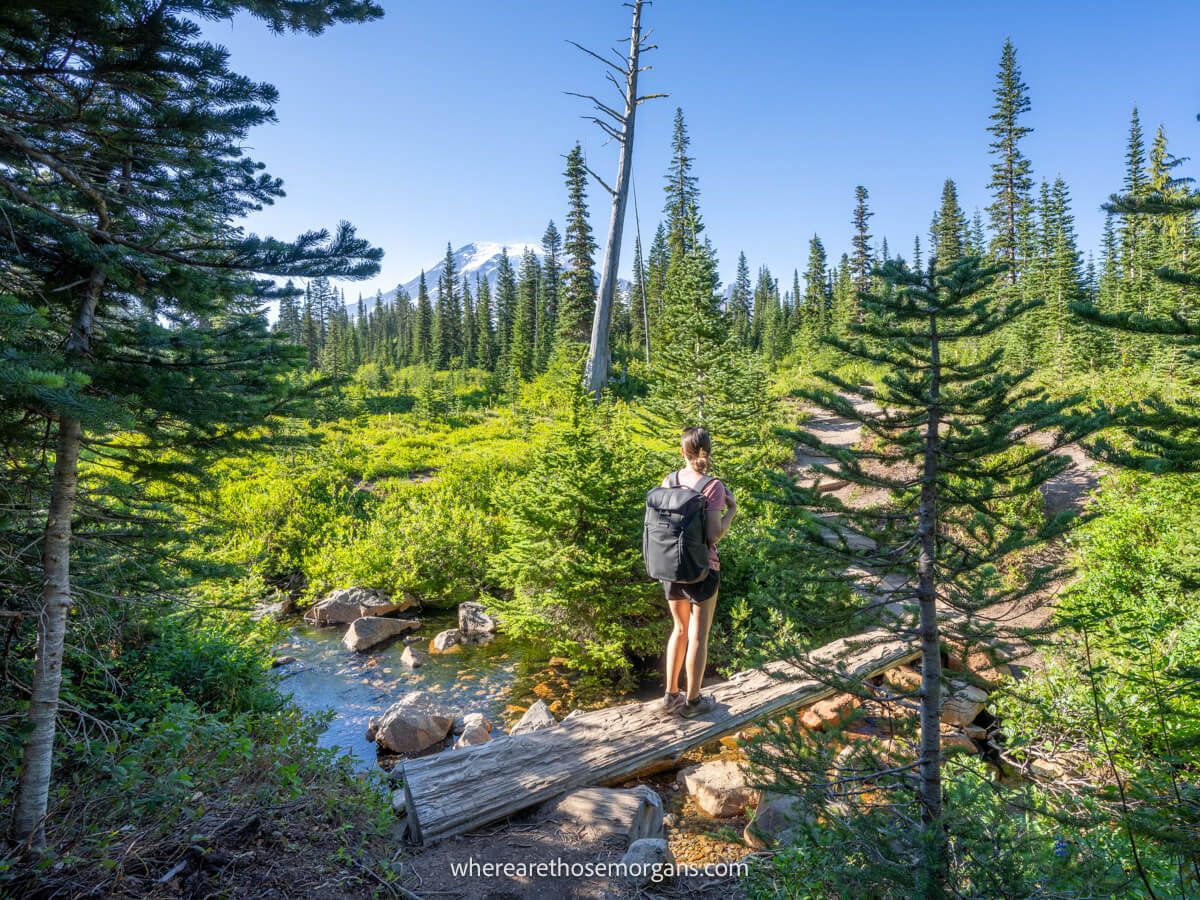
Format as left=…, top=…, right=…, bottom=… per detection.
left=729, top=251, right=753, bottom=346
left=0, top=0, right=383, bottom=850
left=850, top=186, right=874, bottom=298
left=495, top=249, right=518, bottom=359
left=508, top=248, right=540, bottom=386
left=461, top=275, right=476, bottom=369
left=629, top=235, right=651, bottom=363
left=931, top=179, right=968, bottom=268
left=538, top=221, right=563, bottom=369
left=774, top=256, right=1088, bottom=894
left=663, top=108, right=703, bottom=259
left=803, top=235, right=830, bottom=335
left=474, top=275, right=496, bottom=371
left=986, top=38, right=1034, bottom=284
left=414, top=271, right=433, bottom=364
left=433, top=242, right=461, bottom=368
left=560, top=145, right=597, bottom=344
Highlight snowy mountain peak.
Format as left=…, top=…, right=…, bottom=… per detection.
left=360, top=241, right=543, bottom=313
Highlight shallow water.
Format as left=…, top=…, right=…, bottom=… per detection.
left=272, top=610, right=529, bottom=769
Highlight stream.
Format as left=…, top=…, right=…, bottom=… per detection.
left=272, top=610, right=534, bottom=769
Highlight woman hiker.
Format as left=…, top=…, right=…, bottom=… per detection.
left=660, top=426, right=737, bottom=717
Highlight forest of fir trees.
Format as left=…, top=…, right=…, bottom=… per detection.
left=279, top=39, right=1197, bottom=400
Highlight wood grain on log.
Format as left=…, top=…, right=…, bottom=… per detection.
left=400, top=624, right=920, bottom=844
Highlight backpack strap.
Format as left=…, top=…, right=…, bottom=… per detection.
left=669, top=470, right=680, bottom=488
left=693, top=474, right=715, bottom=496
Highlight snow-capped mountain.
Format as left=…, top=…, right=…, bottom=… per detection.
left=356, top=241, right=543, bottom=313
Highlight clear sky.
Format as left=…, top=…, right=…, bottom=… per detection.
left=207, top=0, right=1200, bottom=299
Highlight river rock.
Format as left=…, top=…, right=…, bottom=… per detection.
left=368, top=693, right=455, bottom=753
left=800, top=692, right=860, bottom=732
left=620, top=839, right=673, bottom=887
left=430, top=628, right=462, bottom=653
left=271, top=655, right=297, bottom=668
left=255, top=595, right=295, bottom=621
left=391, top=789, right=407, bottom=815
left=342, top=616, right=420, bottom=653
left=457, top=601, right=497, bottom=636
left=540, top=785, right=663, bottom=845
left=306, top=587, right=410, bottom=626
left=400, top=645, right=427, bottom=669
left=453, top=713, right=492, bottom=749
left=677, top=759, right=758, bottom=818
left=509, top=699, right=557, bottom=735
left=744, top=791, right=806, bottom=849
left=940, top=684, right=988, bottom=727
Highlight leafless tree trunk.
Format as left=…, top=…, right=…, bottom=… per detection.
left=916, top=310, right=946, bottom=893
left=8, top=266, right=104, bottom=850
left=572, top=0, right=664, bottom=396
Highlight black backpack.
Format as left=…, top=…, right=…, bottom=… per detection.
left=643, top=472, right=713, bottom=583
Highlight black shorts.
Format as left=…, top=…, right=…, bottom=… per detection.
left=663, top=569, right=720, bottom=604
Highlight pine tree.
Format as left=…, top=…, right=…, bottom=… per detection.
left=931, top=179, right=968, bottom=269
left=0, top=0, right=383, bottom=850
left=461, top=275, right=476, bottom=369
left=752, top=264, right=775, bottom=350
left=729, top=251, right=753, bottom=346
left=987, top=38, right=1034, bottom=284
left=640, top=241, right=772, bottom=464
left=560, top=145, right=597, bottom=344
left=803, top=235, right=830, bottom=335
left=851, top=186, right=874, bottom=300
left=629, top=235, right=650, bottom=363
left=495, top=248, right=518, bottom=360
left=646, top=222, right=670, bottom=344
left=276, top=282, right=302, bottom=343
left=538, top=221, right=562, bottom=369
left=433, top=242, right=461, bottom=368
left=773, top=256, right=1089, bottom=893
left=664, top=108, right=703, bottom=259
left=414, top=271, right=433, bottom=364
left=394, top=288, right=412, bottom=367
left=475, top=275, right=496, bottom=371
left=508, top=248, right=540, bottom=388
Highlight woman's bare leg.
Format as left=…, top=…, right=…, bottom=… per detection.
left=684, top=591, right=718, bottom=700
left=666, top=599, right=692, bottom=694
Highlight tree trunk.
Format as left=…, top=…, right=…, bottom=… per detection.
left=917, top=309, right=946, bottom=893
left=583, top=0, right=643, bottom=396
left=9, top=266, right=104, bottom=850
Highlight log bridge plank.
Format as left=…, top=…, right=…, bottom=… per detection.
left=400, top=624, right=921, bottom=845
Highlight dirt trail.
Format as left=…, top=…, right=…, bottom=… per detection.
left=791, top=399, right=1104, bottom=643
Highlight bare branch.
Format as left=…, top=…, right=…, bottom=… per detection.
left=582, top=115, right=622, bottom=142
left=636, top=93, right=669, bottom=103
left=582, top=163, right=616, bottom=197
left=563, top=91, right=626, bottom=124
left=565, top=39, right=625, bottom=74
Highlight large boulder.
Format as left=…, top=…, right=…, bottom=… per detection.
left=453, top=713, right=493, bottom=749
left=619, top=838, right=673, bottom=887
left=430, top=629, right=462, bottom=654
left=677, top=759, right=759, bottom=818
left=509, top=699, right=557, bottom=735
left=342, top=617, right=420, bottom=653
left=306, top=587, right=411, bottom=626
left=457, top=601, right=497, bottom=636
left=540, top=786, right=663, bottom=845
left=744, top=791, right=806, bottom=849
left=367, top=693, right=455, bottom=753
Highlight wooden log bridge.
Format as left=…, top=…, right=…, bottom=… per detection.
left=399, top=623, right=922, bottom=845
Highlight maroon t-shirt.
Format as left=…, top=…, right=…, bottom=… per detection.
left=661, top=469, right=728, bottom=571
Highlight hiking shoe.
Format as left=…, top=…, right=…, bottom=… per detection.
left=678, top=694, right=716, bottom=718
left=660, top=691, right=685, bottom=714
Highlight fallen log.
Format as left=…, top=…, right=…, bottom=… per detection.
left=399, top=623, right=921, bottom=845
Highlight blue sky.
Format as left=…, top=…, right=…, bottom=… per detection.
left=209, top=1, right=1200, bottom=299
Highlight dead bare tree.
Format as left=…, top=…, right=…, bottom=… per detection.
left=570, top=0, right=666, bottom=397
